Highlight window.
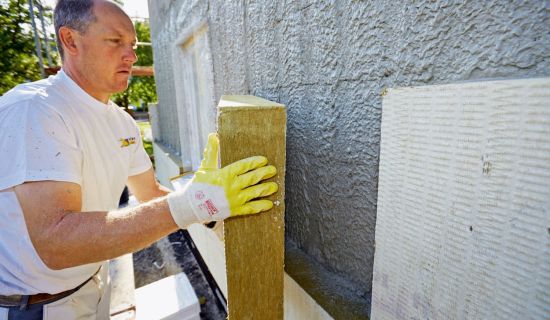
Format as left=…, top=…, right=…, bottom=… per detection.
left=173, top=22, right=216, bottom=171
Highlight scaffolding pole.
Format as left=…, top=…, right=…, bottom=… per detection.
left=28, top=0, right=45, bottom=78
left=37, top=0, right=53, bottom=66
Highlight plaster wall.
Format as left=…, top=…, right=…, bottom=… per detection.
left=372, top=78, right=550, bottom=320
left=148, top=0, right=550, bottom=314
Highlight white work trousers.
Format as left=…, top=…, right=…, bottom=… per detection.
left=0, top=263, right=110, bottom=320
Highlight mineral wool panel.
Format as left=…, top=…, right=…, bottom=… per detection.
left=372, top=78, right=550, bottom=320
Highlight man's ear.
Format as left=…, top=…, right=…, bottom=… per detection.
left=58, top=26, right=79, bottom=57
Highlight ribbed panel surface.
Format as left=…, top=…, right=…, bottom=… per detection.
left=372, top=78, right=550, bottom=320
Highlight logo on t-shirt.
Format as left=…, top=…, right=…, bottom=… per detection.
left=119, top=137, right=136, bottom=147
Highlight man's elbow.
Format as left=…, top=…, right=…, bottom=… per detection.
left=34, top=243, right=71, bottom=270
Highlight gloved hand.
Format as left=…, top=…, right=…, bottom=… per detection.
left=167, top=133, right=278, bottom=229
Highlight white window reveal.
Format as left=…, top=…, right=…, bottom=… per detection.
left=173, top=22, right=216, bottom=171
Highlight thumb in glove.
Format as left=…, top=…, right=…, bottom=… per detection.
left=167, top=133, right=278, bottom=229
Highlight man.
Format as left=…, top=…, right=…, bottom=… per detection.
left=0, top=0, right=278, bottom=318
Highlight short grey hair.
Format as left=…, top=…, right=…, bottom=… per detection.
left=54, top=0, right=96, bottom=60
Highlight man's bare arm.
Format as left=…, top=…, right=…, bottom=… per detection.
left=127, top=168, right=171, bottom=202
left=14, top=137, right=278, bottom=270
left=14, top=180, right=178, bottom=270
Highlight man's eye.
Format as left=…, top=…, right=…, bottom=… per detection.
left=109, top=39, right=121, bottom=44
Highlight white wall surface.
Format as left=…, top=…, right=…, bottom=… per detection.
left=372, top=78, right=550, bottom=320
left=152, top=142, right=183, bottom=187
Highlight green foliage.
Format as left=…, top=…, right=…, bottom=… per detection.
left=0, top=0, right=59, bottom=95
left=137, top=121, right=153, bottom=157
left=0, top=0, right=155, bottom=107
left=112, top=20, right=157, bottom=110
left=0, top=0, right=43, bottom=95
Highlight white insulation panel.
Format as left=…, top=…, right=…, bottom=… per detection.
left=372, top=78, right=550, bottom=320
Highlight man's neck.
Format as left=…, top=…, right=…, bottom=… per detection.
left=62, top=63, right=110, bottom=104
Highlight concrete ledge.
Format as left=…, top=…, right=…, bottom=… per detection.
left=135, top=272, right=200, bottom=320
left=285, top=240, right=371, bottom=319
left=185, top=223, right=335, bottom=319
left=152, top=141, right=184, bottom=187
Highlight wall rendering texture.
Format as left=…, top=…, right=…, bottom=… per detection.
left=148, top=0, right=550, bottom=314
left=373, top=78, right=550, bottom=320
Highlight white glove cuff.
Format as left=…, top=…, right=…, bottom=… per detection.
left=167, top=181, right=230, bottom=229
left=167, top=181, right=200, bottom=229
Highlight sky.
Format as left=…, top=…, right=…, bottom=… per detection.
left=42, top=0, right=149, bottom=19
left=121, top=0, right=149, bottom=19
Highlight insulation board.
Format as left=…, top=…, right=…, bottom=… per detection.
left=372, top=78, right=550, bottom=320
left=218, top=95, right=286, bottom=319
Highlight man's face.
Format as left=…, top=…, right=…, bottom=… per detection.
left=75, top=2, right=137, bottom=98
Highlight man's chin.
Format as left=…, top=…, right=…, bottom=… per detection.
left=111, top=82, right=130, bottom=94
left=114, top=73, right=131, bottom=86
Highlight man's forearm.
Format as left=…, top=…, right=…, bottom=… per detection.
left=127, top=167, right=172, bottom=203
left=41, top=196, right=179, bottom=270
left=15, top=144, right=278, bottom=270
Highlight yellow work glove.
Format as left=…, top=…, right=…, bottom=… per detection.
left=167, top=133, right=278, bottom=229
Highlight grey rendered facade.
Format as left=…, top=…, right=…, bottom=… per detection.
left=147, top=1, right=549, bottom=317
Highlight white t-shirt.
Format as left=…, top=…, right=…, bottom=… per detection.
left=0, top=70, right=152, bottom=294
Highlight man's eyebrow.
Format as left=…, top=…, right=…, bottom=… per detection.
left=103, top=31, right=121, bottom=37
left=104, top=31, right=137, bottom=43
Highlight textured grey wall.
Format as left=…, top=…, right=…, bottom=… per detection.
left=149, top=0, right=550, bottom=313
left=148, top=1, right=185, bottom=154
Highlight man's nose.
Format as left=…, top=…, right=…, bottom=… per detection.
left=123, top=46, right=138, bottom=64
